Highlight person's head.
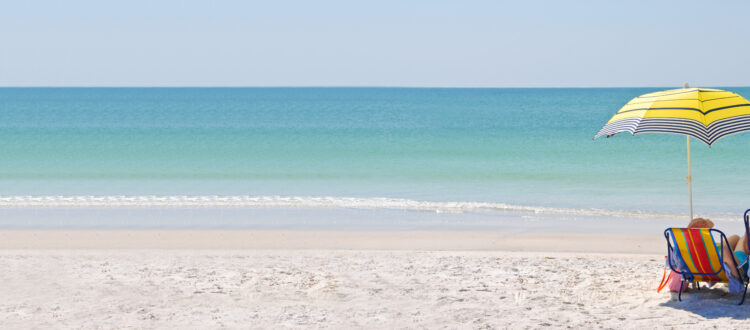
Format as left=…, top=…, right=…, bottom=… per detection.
left=688, top=217, right=714, bottom=229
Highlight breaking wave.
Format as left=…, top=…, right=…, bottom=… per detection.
left=0, top=195, right=724, bottom=220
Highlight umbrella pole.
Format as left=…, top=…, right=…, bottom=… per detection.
left=686, top=135, right=693, bottom=220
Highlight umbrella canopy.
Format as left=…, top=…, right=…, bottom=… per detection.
left=594, top=86, right=750, bottom=220
left=594, top=88, right=750, bottom=146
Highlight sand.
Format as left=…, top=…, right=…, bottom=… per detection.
left=0, top=230, right=663, bottom=253
left=0, top=230, right=747, bottom=329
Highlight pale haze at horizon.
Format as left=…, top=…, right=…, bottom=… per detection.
left=1, top=0, right=749, bottom=87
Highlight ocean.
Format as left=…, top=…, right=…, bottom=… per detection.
left=2, top=87, right=750, bottom=228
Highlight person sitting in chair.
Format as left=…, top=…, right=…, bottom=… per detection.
left=688, top=217, right=749, bottom=279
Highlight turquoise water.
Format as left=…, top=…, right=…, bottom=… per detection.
left=2, top=87, right=750, bottom=219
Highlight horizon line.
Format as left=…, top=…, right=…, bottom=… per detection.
left=2, top=85, right=749, bottom=89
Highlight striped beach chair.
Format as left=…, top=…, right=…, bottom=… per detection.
left=664, top=227, right=749, bottom=304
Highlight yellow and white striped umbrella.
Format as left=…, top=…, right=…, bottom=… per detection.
left=594, top=86, right=750, bottom=220
left=595, top=87, right=750, bottom=146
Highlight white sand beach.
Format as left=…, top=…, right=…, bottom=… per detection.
left=1, top=230, right=747, bottom=329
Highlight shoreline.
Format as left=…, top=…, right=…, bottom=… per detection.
left=0, top=229, right=663, bottom=253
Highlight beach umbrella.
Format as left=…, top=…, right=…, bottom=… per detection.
left=594, top=84, right=750, bottom=220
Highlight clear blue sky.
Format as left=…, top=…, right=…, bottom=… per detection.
left=1, top=0, right=749, bottom=87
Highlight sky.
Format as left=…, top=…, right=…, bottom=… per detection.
left=1, top=0, right=749, bottom=87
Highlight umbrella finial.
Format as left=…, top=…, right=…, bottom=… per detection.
left=684, top=82, right=690, bottom=89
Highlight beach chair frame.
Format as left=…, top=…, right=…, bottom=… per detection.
left=664, top=227, right=749, bottom=305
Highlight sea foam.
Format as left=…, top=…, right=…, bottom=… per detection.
left=0, top=195, right=719, bottom=221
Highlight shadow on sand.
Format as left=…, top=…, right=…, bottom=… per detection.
left=660, top=287, right=750, bottom=320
